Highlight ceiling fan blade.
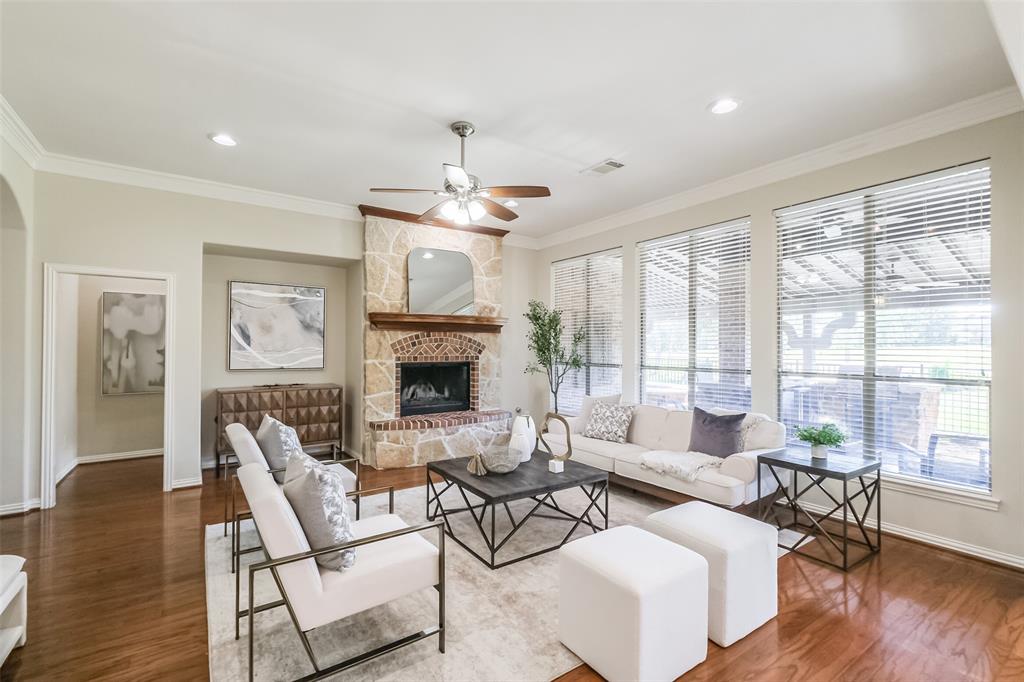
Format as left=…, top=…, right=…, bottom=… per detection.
left=443, top=163, right=471, bottom=189
left=480, top=197, right=518, bottom=221
left=369, top=188, right=440, bottom=193
left=480, top=185, right=551, bottom=198
left=416, top=200, right=449, bottom=222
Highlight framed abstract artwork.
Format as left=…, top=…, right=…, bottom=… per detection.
left=228, top=280, right=326, bottom=370
left=101, top=291, right=166, bottom=395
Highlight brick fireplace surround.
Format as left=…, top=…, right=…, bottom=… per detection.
left=361, top=215, right=511, bottom=468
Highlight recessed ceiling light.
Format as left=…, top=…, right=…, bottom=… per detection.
left=503, top=200, right=519, bottom=208
left=707, top=98, right=741, bottom=115
left=209, top=132, right=237, bottom=146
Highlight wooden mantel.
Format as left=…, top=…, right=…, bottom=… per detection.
left=358, top=205, right=510, bottom=238
left=368, top=312, right=507, bottom=334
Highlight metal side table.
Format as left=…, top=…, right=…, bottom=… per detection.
left=758, top=450, right=881, bottom=571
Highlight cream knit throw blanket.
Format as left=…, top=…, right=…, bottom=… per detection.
left=639, top=450, right=724, bottom=482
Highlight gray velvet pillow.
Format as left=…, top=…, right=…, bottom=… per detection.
left=688, top=406, right=746, bottom=458
left=255, top=415, right=302, bottom=483
left=282, top=460, right=356, bottom=571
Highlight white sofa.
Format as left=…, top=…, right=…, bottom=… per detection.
left=545, top=399, right=788, bottom=508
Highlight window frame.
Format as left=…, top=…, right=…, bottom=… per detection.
left=549, top=247, right=624, bottom=415
left=774, top=160, right=993, bottom=495
left=637, top=217, right=753, bottom=412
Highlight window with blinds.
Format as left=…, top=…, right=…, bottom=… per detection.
left=776, top=161, right=991, bottom=491
left=638, top=218, right=752, bottom=411
left=550, top=249, right=623, bottom=415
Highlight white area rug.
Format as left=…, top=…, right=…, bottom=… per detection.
left=205, top=484, right=805, bottom=681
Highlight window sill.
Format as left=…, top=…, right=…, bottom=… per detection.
left=881, top=473, right=1000, bottom=511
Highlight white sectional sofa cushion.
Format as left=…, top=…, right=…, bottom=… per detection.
left=545, top=401, right=787, bottom=508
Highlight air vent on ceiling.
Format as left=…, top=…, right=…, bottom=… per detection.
left=580, top=158, right=625, bottom=175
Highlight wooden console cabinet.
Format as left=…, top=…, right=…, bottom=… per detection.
left=215, top=383, right=343, bottom=475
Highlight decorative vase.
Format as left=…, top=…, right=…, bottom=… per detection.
left=811, top=444, right=828, bottom=459
left=510, top=412, right=537, bottom=463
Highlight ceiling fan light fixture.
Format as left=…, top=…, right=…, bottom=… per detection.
left=453, top=206, right=471, bottom=225
left=468, top=200, right=486, bottom=221
left=440, top=200, right=459, bottom=220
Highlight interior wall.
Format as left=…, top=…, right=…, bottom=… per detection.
left=0, top=139, right=35, bottom=513
left=53, top=273, right=78, bottom=482
left=344, top=260, right=364, bottom=456
left=76, top=274, right=166, bottom=458
left=24, top=172, right=363, bottom=500
left=200, top=252, right=350, bottom=469
left=534, top=113, right=1024, bottom=566
left=499, top=244, right=545, bottom=417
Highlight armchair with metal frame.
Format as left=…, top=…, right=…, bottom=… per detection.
left=223, top=423, right=361, bottom=575
left=235, top=463, right=445, bottom=682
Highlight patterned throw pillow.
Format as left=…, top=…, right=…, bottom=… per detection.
left=282, top=458, right=356, bottom=571
left=255, top=415, right=303, bottom=483
left=582, top=402, right=635, bottom=443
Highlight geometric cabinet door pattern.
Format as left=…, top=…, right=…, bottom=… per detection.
left=215, top=383, right=343, bottom=455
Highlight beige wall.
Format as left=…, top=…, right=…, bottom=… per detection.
left=1, top=138, right=35, bottom=511
left=344, top=260, right=364, bottom=456
left=53, top=273, right=78, bottom=481
left=200, top=253, right=351, bottom=468
left=534, top=113, right=1024, bottom=566
left=21, top=172, right=363, bottom=499
left=500, top=244, right=546, bottom=416
left=76, top=275, right=166, bottom=457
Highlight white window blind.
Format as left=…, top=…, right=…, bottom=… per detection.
left=776, top=161, right=991, bottom=491
left=638, top=218, right=752, bottom=411
left=550, top=249, right=623, bottom=415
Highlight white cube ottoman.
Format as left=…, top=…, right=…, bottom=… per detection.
left=559, top=526, right=708, bottom=682
left=643, top=501, right=778, bottom=647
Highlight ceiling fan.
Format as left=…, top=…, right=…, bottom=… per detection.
left=370, top=121, right=550, bottom=225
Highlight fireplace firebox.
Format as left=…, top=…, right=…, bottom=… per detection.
left=399, top=362, right=471, bottom=417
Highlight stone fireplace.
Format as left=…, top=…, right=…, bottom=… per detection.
left=361, top=215, right=510, bottom=468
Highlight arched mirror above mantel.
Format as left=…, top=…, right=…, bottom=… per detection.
left=408, top=247, right=475, bottom=315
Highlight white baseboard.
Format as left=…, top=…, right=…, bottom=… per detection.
left=795, top=500, right=1024, bottom=570
left=55, top=458, right=78, bottom=485
left=173, top=476, right=203, bottom=489
left=0, top=498, right=41, bottom=517
left=77, top=448, right=163, bottom=464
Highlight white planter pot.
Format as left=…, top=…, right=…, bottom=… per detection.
left=810, top=444, right=829, bottom=459
left=510, top=414, right=537, bottom=463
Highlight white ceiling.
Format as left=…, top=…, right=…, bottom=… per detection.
left=1, top=1, right=1014, bottom=239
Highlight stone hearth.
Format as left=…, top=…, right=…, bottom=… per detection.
left=361, top=215, right=509, bottom=467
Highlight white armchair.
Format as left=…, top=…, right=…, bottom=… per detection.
left=235, top=463, right=445, bottom=681
left=224, top=423, right=360, bottom=575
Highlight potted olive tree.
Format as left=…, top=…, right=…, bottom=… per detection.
left=795, top=423, right=846, bottom=459
left=524, top=300, right=585, bottom=414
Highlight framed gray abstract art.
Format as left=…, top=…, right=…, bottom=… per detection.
left=228, top=280, right=326, bottom=370
left=101, top=292, right=166, bottom=395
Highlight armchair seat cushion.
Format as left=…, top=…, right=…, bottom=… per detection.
left=314, top=514, right=439, bottom=630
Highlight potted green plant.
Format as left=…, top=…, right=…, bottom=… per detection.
left=523, top=300, right=585, bottom=414
left=795, top=423, right=846, bottom=459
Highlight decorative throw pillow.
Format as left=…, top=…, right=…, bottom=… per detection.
left=582, top=402, right=635, bottom=443
left=688, top=406, right=746, bottom=458
left=576, top=394, right=621, bottom=427
left=283, top=449, right=322, bottom=483
left=283, top=461, right=356, bottom=571
left=255, top=415, right=303, bottom=483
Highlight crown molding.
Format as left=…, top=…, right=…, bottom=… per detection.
left=538, top=86, right=1024, bottom=250
left=36, top=153, right=364, bottom=221
left=0, top=94, right=45, bottom=168
left=503, top=233, right=542, bottom=250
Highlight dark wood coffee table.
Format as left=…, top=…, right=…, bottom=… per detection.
left=426, top=451, right=609, bottom=569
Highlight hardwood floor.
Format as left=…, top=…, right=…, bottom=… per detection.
left=2, top=457, right=1022, bottom=681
